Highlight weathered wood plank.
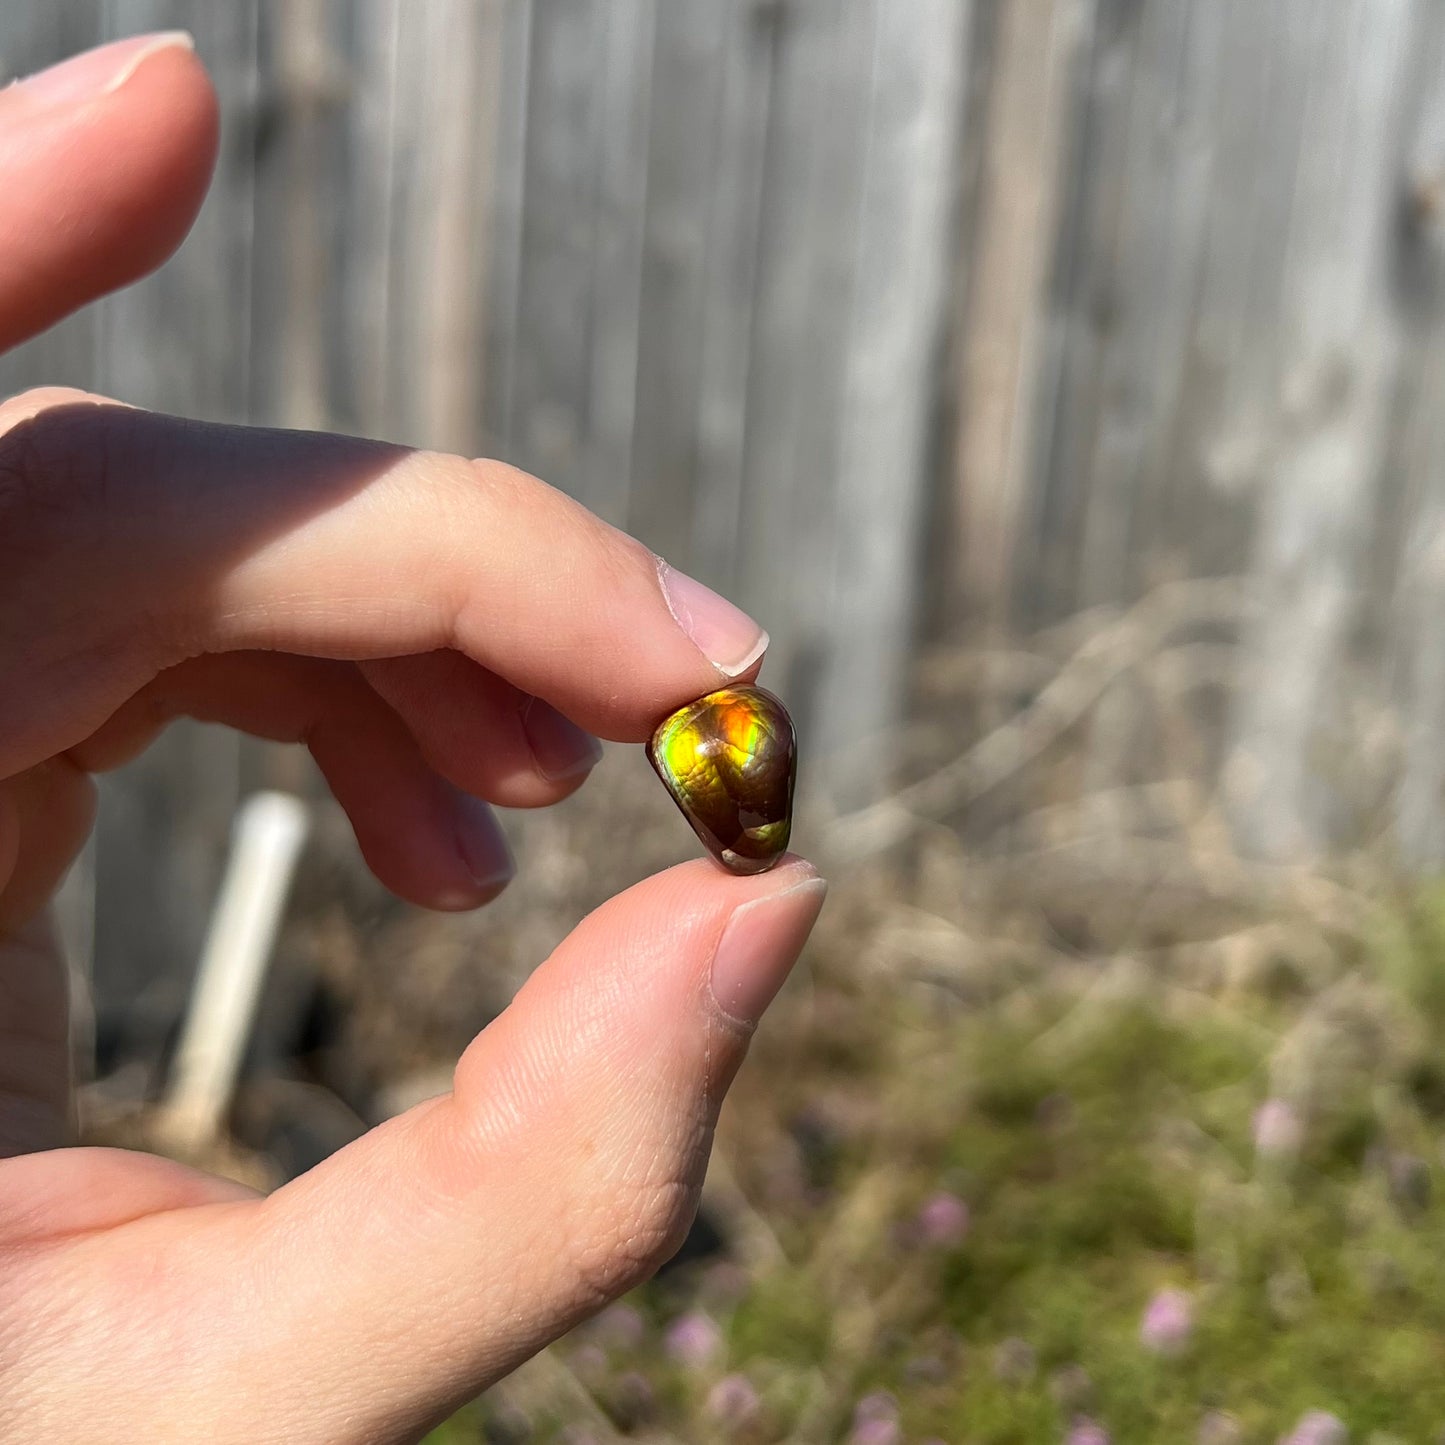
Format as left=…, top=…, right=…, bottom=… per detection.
left=1392, top=318, right=1445, bottom=860
left=378, top=0, right=497, bottom=453
left=1163, top=0, right=1310, bottom=583
left=505, top=0, right=607, bottom=497
left=1379, top=1, right=1445, bottom=860
left=1021, top=0, right=1143, bottom=628
left=949, top=0, right=1082, bottom=633
left=691, top=2, right=778, bottom=590
left=250, top=0, right=344, bottom=432
left=1075, top=0, right=1212, bottom=610
left=328, top=0, right=401, bottom=438
left=481, top=0, right=533, bottom=459
left=581, top=0, right=656, bottom=528
left=625, top=1, right=730, bottom=563
left=816, top=0, right=971, bottom=796
left=737, top=0, right=880, bottom=741
left=1225, top=0, right=1415, bottom=858
left=1073, top=0, right=1220, bottom=808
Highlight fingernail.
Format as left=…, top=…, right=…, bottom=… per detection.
left=710, top=868, right=827, bottom=1027
left=657, top=559, right=769, bottom=679
left=450, top=799, right=515, bottom=907
left=14, top=31, right=194, bottom=108
left=520, top=697, right=604, bottom=782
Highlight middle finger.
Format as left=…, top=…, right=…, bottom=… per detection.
left=70, top=653, right=515, bottom=910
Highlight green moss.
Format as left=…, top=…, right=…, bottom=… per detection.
left=429, top=887, right=1445, bottom=1442
left=729, top=1269, right=835, bottom=1369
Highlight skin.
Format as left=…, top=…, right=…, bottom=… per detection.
left=0, top=37, right=824, bottom=1443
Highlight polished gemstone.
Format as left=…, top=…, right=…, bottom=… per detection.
left=647, top=685, right=797, bottom=875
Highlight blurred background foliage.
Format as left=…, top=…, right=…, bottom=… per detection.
left=6, top=0, right=1445, bottom=1440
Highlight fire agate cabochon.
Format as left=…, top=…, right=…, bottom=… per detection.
left=647, top=685, right=797, bottom=875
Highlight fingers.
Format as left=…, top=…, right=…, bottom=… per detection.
left=80, top=651, right=598, bottom=809
left=362, top=651, right=603, bottom=807
left=0, top=913, right=73, bottom=1156
left=0, top=760, right=95, bottom=933
left=0, top=769, right=92, bottom=1157
left=67, top=648, right=606, bottom=906
left=71, top=654, right=514, bottom=911
left=0, top=397, right=767, bottom=778
left=24, top=859, right=824, bottom=1442
left=0, top=33, right=218, bottom=349
left=0, top=1147, right=258, bottom=1241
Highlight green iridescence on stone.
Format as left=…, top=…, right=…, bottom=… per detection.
left=647, top=685, right=797, bottom=875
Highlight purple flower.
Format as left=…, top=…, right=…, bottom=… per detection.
left=849, top=1421, right=903, bottom=1445
left=848, top=1392, right=902, bottom=1445
left=915, top=1190, right=971, bottom=1246
left=1065, top=1422, right=1110, bottom=1445
left=1139, top=1288, right=1194, bottom=1355
left=593, top=1301, right=645, bottom=1350
left=664, top=1310, right=723, bottom=1369
left=1280, top=1411, right=1347, bottom=1445
left=1253, top=1098, right=1304, bottom=1161
left=706, top=1373, right=761, bottom=1429
left=853, top=1391, right=900, bottom=1424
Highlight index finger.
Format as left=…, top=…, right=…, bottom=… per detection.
left=0, top=392, right=768, bottom=770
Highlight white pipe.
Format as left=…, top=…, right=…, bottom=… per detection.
left=160, top=791, right=310, bottom=1152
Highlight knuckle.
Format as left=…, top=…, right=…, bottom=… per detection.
left=568, top=1174, right=698, bottom=1308
left=0, top=390, right=121, bottom=530
left=434, top=454, right=659, bottom=652
left=0, top=385, right=101, bottom=427
left=0, top=394, right=175, bottom=689
left=462, top=455, right=653, bottom=580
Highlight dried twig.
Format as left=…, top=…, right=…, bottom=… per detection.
left=825, top=578, right=1258, bottom=861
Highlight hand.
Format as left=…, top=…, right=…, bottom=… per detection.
left=0, top=34, right=824, bottom=1442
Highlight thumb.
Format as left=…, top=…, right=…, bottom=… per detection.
left=61, top=858, right=826, bottom=1443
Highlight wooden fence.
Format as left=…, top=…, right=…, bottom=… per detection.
left=5, top=1, right=1445, bottom=1040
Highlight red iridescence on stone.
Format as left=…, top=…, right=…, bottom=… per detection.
left=646, top=685, right=797, bottom=875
